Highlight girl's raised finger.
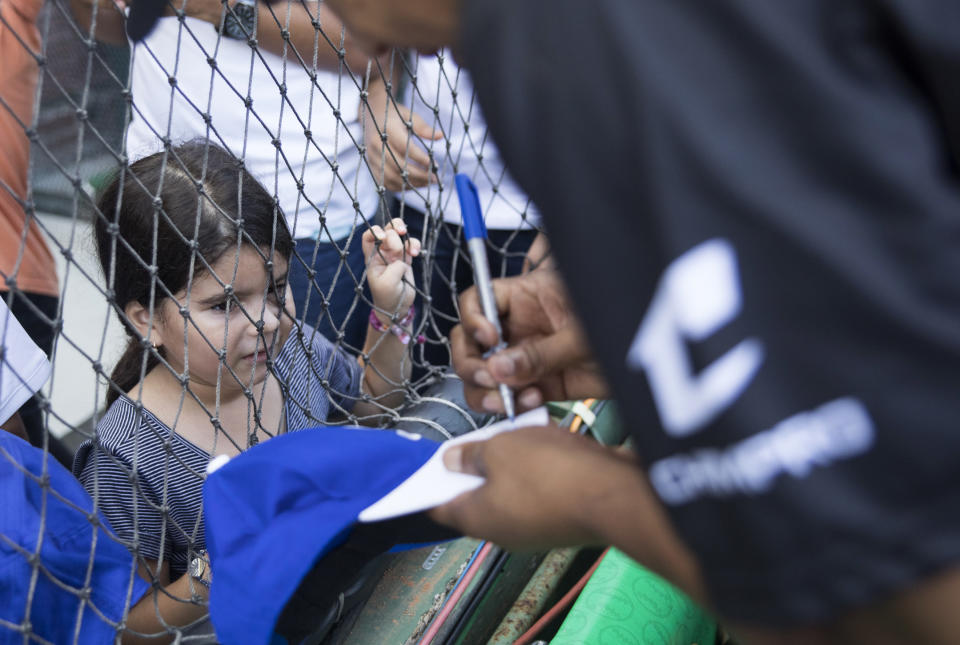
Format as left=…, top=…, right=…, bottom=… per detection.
left=380, top=228, right=404, bottom=256
left=405, top=237, right=422, bottom=257
left=385, top=217, right=407, bottom=235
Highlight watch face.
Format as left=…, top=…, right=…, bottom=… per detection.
left=189, top=556, right=204, bottom=578
left=223, top=1, right=255, bottom=40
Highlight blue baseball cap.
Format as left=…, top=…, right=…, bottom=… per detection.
left=204, top=408, right=548, bottom=644
left=203, top=426, right=451, bottom=645
left=0, top=432, right=150, bottom=643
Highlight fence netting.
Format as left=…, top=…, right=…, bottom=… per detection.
left=0, top=0, right=546, bottom=640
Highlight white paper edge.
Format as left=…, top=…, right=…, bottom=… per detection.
left=358, top=407, right=549, bottom=522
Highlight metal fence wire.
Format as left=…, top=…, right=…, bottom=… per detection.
left=0, top=0, right=546, bottom=640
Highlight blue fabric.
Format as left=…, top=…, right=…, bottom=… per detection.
left=287, top=234, right=371, bottom=352
left=0, top=432, right=149, bottom=644
left=203, top=426, right=441, bottom=645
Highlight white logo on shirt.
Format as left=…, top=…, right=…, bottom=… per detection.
left=627, top=239, right=764, bottom=437
left=649, top=397, right=875, bottom=505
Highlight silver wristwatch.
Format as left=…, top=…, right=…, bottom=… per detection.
left=219, top=0, right=256, bottom=40
left=189, top=550, right=211, bottom=588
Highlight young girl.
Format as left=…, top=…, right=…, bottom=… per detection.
left=73, top=142, right=420, bottom=640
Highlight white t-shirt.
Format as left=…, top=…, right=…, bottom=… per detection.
left=125, top=15, right=378, bottom=241
left=399, top=51, right=541, bottom=231
left=0, top=299, right=51, bottom=425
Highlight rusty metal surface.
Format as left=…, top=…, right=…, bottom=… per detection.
left=448, top=552, right=544, bottom=645
left=486, top=548, right=579, bottom=645
left=332, top=539, right=481, bottom=644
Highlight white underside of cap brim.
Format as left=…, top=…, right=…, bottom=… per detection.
left=358, top=407, right=549, bottom=523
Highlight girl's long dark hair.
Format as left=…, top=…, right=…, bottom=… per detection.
left=95, top=141, right=293, bottom=405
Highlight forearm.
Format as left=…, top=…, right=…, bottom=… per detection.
left=256, top=1, right=372, bottom=71
left=354, top=319, right=412, bottom=414
left=363, top=51, right=407, bottom=136
left=124, top=574, right=209, bottom=644
left=364, top=60, right=393, bottom=125
left=582, top=450, right=708, bottom=606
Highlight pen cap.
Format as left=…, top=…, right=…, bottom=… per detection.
left=455, top=174, right=488, bottom=240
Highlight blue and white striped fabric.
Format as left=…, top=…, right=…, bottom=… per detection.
left=73, top=324, right=363, bottom=578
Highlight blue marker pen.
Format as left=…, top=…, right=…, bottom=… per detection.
left=454, top=173, right=516, bottom=420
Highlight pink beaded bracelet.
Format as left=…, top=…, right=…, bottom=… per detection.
left=368, top=306, right=424, bottom=345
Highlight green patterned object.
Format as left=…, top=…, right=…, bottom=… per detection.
left=551, top=549, right=716, bottom=645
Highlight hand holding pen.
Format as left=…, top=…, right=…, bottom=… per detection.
left=448, top=232, right=610, bottom=415
left=455, top=174, right=517, bottom=420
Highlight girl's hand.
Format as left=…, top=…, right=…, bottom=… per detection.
left=363, top=217, right=421, bottom=317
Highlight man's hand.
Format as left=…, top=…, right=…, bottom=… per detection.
left=429, top=425, right=707, bottom=603
left=451, top=269, right=608, bottom=414
left=429, top=426, right=626, bottom=550
left=363, top=77, right=442, bottom=192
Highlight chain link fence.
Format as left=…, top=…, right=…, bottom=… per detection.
left=1, top=0, right=545, bottom=640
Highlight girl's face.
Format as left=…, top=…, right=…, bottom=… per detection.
left=151, top=245, right=294, bottom=396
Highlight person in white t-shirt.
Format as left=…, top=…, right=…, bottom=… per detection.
left=72, top=0, right=382, bottom=351
left=364, top=50, right=543, bottom=368
left=0, top=297, right=51, bottom=440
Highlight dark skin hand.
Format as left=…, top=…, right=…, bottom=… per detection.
left=429, top=424, right=708, bottom=604
left=439, top=266, right=960, bottom=645
left=450, top=268, right=608, bottom=414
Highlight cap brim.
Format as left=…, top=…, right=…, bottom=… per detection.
left=204, top=426, right=439, bottom=645
left=358, top=407, right=548, bottom=523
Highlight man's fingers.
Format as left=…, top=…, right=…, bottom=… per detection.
left=457, top=284, right=504, bottom=348
left=381, top=172, right=407, bottom=193
left=488, top=325, right=585, bottom=387
left=517, top=386, right=543, bottom=411
left=410, top=111, right=442, bottom=141
left=400, top=164, right=435, bottom=188
left=450, top=322, right=484, bottom=363
left=382, top=144, right=436, bottom=188
left=428, top=489, right=483, bottom=534
left=431, top=442, right=495, bottom=535
left=396, top=139, right=432, bottom=169
left=464, top=276, right=528, bottom=346
left=442, top=439, right=485, bottom=476
left=450, top=323, right=498, bottom=411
